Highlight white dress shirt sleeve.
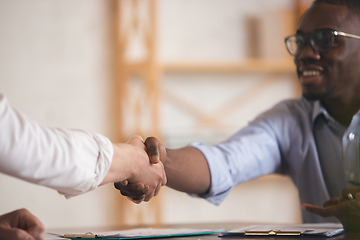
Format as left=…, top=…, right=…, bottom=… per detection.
left=0, top=93, right=114, bottom=198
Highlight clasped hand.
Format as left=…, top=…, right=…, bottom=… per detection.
left=303, top=188, right=360, bottom=231
left=114, top=137, right=166, bottom=204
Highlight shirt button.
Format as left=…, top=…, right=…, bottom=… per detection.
left=349, top=172, right=355, bottom=180
left=348, top=133, right=355, bottom=140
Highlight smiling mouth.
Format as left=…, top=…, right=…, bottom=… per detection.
left=302, top=70, right=321, bottom=77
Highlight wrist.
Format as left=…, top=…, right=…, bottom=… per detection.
left=100, top=143, right=132, bottom=185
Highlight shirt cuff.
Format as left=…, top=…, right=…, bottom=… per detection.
left=62, top=131, right=113, bottom=199
left=188, top=142, right=233, bottom=206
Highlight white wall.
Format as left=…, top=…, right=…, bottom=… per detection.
left=0, top=0, right=119, bottom=229
left=0, top=0, right=302, bottom=229
left=158, top=0, right=293, bottom=62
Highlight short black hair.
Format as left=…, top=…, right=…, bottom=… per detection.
left=313, top=0, right=360, bottom=15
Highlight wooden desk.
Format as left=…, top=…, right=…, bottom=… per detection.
left=45, top=222, right=360, bottom=240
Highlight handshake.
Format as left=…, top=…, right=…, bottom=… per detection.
left=107, top=135, right=167, bottom=204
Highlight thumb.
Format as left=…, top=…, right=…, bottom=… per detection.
left=144, top=137, right=161, bottom=164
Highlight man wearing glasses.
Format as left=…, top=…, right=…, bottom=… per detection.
left=117, top=0, right=360, bottom=231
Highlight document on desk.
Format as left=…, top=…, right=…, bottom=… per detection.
left=219, top=223, right=344, bottom=238
left=50, top=227, right=223, bottom=239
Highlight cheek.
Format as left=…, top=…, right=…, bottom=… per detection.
left=330, top=45, right=357, bottom=70
left=342, top=43, right=360, bottom=74
left=329, top=51, right=360, bottom=89
left=342, top=53, right=360, bottom=78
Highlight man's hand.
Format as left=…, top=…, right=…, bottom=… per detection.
left=125, top=136, right=167, bottom=201
left=0, top=208, right=45, bottom=240
left=302, top=188, right=360, bottom=231
left=144, top=137, right=167, bottom=164
left=114, top=136, right=211, bottom=203
left=114, top=136, right=167, bottom=204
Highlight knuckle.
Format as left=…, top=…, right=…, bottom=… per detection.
left=13, top=230, right=28, bottom=240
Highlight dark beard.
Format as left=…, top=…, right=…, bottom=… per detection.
left=301, top=88, right=329, bottom=101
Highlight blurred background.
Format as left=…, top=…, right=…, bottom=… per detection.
left=0, top=0, right=313, bottom=230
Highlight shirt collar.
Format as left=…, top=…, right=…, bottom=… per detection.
left=312, top=100, right=323, bottom=123
left=311, top=100, right=360, bottom=128
left=311, top=100, right=339, bottom=127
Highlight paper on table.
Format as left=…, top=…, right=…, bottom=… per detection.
left=51, top=227, right=223, bottom=239
left=219, top=223, right=344, bottom=238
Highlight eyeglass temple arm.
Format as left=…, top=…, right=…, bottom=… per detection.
left=335, top=31, right=360, bottom=40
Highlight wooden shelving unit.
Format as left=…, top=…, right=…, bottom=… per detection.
left=110, top=0, right=310, bottom=226
left=162, top=59, right=295, bottom=74
left=158, top=0, right=305, bottom=75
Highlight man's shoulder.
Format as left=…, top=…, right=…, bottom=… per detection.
left=273, top=98, right=314, bottom=112
left=252, top=98, right=315, bottom=149
left=252, top=98, right=315, bottom=132
left=262, top=98, right=314, bottom=119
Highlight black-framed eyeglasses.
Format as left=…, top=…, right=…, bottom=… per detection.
left=284, top=29, right=360, bottom=56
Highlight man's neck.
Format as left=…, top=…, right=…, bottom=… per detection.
left=321, top=99, right=360, bottom=127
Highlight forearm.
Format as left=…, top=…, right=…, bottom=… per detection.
left=0, top=94, right=113, bottom=197
left=164, top=147, right=211, bottom=195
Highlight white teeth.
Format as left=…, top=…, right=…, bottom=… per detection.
left=302, top=70, right=320, bottom=77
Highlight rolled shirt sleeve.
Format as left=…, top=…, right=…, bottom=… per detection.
left=0, top=93, right=113, bottom=198
left=189, top=121, right=282, bottom=206
left=187, top=101, right=304, bottom=206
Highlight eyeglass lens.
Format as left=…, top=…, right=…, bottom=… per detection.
left=285, top=30, right=335, bottom=55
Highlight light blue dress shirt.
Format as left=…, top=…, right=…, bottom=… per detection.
left=190, top=98, right=360, bottom=223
